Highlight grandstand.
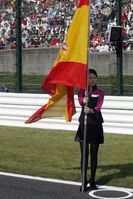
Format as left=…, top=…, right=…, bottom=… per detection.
left=0, top=0, right=132, bottom=51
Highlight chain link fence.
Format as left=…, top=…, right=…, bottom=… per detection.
left=0, top=0, right=133, bottom=95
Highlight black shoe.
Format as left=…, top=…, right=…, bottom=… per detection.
left=90, top=182, right=98, bottom=190
left=80, top=180, right=88, bottom=192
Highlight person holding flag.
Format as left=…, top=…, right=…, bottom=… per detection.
left=75, top=69, right=105, bottom=191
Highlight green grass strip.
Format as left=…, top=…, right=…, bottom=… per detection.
left=0, top=126, right=132, bottom=188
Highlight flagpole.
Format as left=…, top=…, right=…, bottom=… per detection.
left=81, top=0, right=91, bottom=192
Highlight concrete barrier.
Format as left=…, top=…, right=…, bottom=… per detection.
left=0, top=93, right=133, bottom=135
left=0, top=48, right=133, bottom=76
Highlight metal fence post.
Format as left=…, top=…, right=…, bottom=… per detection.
left=116, top=0, right=123, bottom=95
left=16, top=0, right=22, bottom=92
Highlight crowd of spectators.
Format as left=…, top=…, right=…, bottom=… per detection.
left=0, top=0, right=133, bottom=51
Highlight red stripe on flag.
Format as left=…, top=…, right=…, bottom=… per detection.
left=25, top=104, right=47, bottom=124
left=41, top=62, right=87, bottom=95
left=67, top=87, right=76, bottom=121
left=78, top=0, right=89, bottom=8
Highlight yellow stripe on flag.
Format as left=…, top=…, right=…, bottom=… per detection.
left=41, top=85, right=67, bottom=119
left=54, top=5, right=89, bottom=66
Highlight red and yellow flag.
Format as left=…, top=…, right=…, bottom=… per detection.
left=25, top=0, right=89, bottom=124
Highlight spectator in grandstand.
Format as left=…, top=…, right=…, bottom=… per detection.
left=75, top=69, right=105, bottom=191
left=92, top=32, right=102, bottom=45
left=10, top=41, right=16, bottom=49
left=0, top=36, right=5, bottom=49
left=97, top=41, right=110, bottom=52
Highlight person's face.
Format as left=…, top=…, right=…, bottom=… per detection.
left=88, top=73, right=97, bottom=87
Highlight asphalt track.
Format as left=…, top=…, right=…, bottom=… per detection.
left=0, top=173, right=133, bottom=199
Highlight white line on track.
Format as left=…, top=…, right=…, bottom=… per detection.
left=0, top=171, right=133, bottom=193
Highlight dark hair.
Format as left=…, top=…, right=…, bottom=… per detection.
left=89, top=69, right=97, bottom=77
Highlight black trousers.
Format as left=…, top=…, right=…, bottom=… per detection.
left=80, top=142, right=99, bottom=183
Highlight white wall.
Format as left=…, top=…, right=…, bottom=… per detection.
left=0, top=93, right=133, bottom=135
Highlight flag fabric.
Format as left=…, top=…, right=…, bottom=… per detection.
left=25, top=0, right=89, bottom=124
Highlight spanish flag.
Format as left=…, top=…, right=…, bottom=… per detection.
left=25, top=0, right=89, bottom=124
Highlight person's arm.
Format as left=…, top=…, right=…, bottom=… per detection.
left=84, top=89, right=104, bottom=114
left=93, top=89, right=104, bottom=112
